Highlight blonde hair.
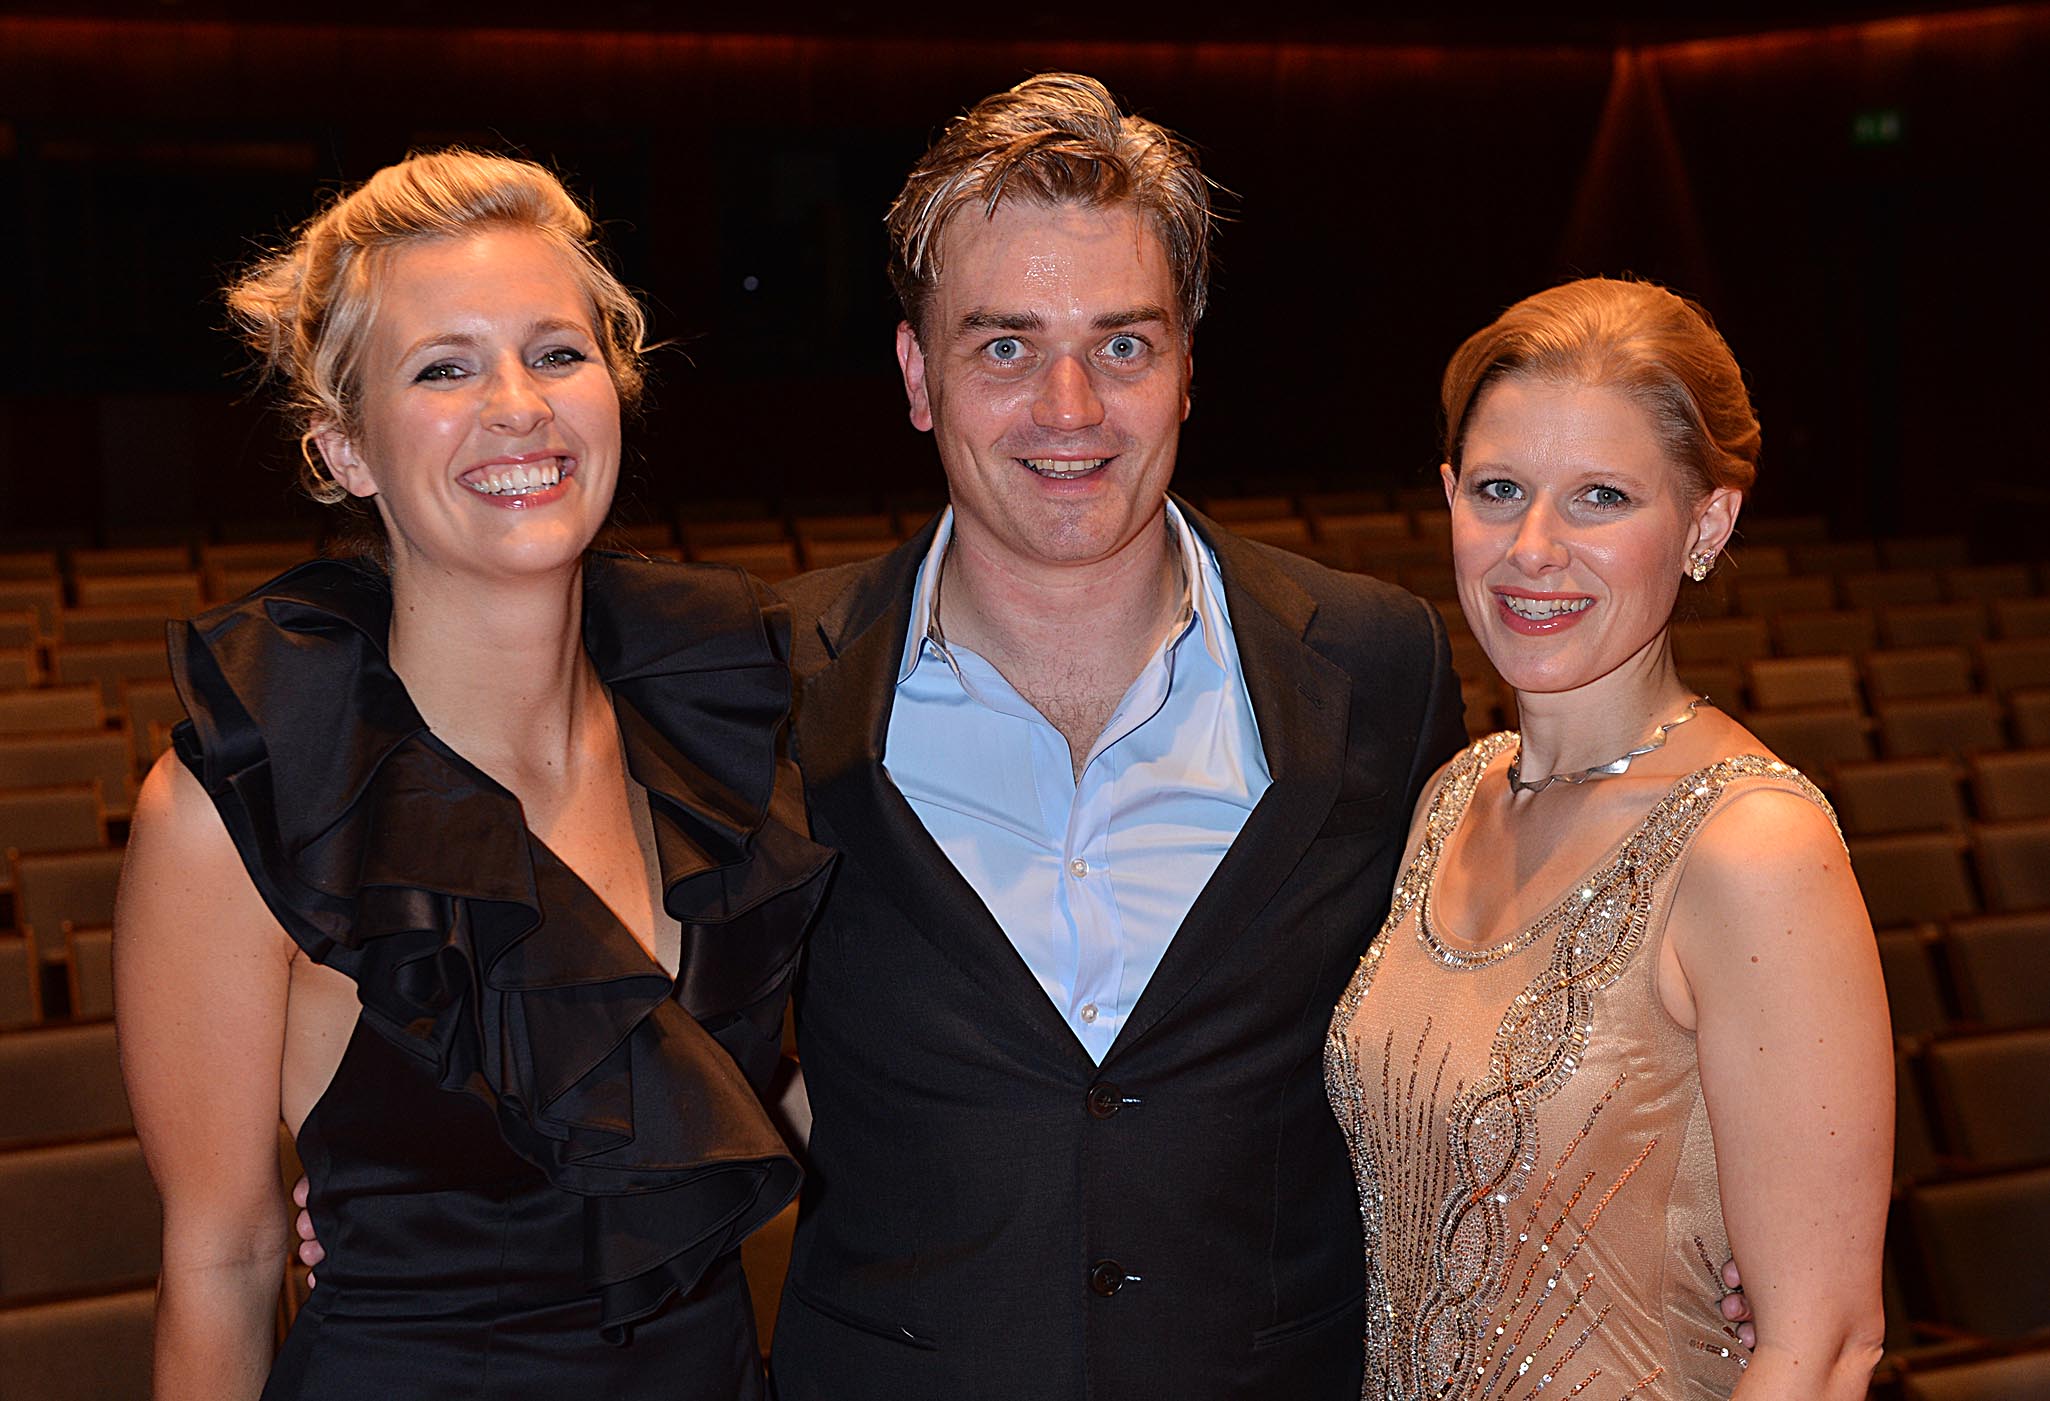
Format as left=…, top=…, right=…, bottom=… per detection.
left=226, top=150, right=648, bottom=504
left=886, top=72, right=1218, bottom=341
left=1440, top=277, right=1760, bottom=498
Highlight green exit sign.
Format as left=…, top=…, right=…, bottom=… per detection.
left=1853, top=109, right=1904, bottom=146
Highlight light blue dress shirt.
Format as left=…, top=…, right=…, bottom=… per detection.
left=881, top=503, right=1272, bottom=1062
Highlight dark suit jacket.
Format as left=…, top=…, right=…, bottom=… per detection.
left=769, top=507, right=1465, bottom=1400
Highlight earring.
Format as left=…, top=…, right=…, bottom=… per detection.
left=1687, top=550, right=1718, bottom=583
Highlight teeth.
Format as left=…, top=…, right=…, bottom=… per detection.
left=1023, top=458, right=1107, bottom=479
left=1502, top=594, right=1593, bottom=620
left=466, top=459, right=564, bottom=497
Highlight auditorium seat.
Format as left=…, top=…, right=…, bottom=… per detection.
left=1313, top=510, right=1411, bottom=547
left=0, top=1137, right=161, bottom=1304
left=688, top=541, right=799, bottom=582
left=1672, top=617, right=1772, bottom=667
left=1736, top=514, right=1828, bottom=546
left=0, top=610, right=36, bottom=650
left=55, top=606, right=177, bottom=647
left=1773, top=608, right=1878, bottom=657
left=1722, top=543, right=1791, bottom=578
left=1992, top=596, right=2050, bottom=639
left=1400, top=564, right=1458, bottom=599
left=1900, top=1346, right=2050, bottom=1401
left=0, top=551, right=60, bottom=581
left=1865, top=647, right=1975, bottom=702
left=1877, top=696, right=2006, bottom=760
left=0, top=934, right=37, bottom=1028
left=1746, top=655, right=1860, bottom=710
left=1200, top=495, right=1295, bottom=522
left=1736, top=575, right=1836, bottom=617
left=68, top=545, right=190, bottom=578
left=0, top=785, right=109, bottom=884
left=1969, top=750, right=2050, bottom=821
left=1875, top=927, right=1951, bottom=1039
left=1881, top=537, right=1972, bottom=572
left=0, top=579, right=61, bottom=635
left=120, top=678, right=186, bottom=776
left=72, top=572, right=202, bottom=616
left=0, top=688, right=102, bottom=737
left=66, top=925, right=114, bottom=1019
left=1392, top=485, right=1448, bottom=516
left=9, top=847, right=125, bottom=966
left=1972, top=819, right=2050, bottom=913
left=1849, top=833, right=1978, bottom=927
left=1976, top=637, right=2050, bottom=699
left=1790, top=540, right=1880, bottom=575
left=1225, top=518, right=1314, bottom=551
left=0, top=1021, right=131, bottom=1149
left=0, top=1287, right=154, bottom=1401
left=0, top=733, right=131, bottom=815
left=1944, top=913, right=2050, bottom=1029
left=1746, top=707, right=1872, bottom=774
left=1943, top=564, right=2033, bottom=605
left=1894, top=1045, right=1940, bottom=1183
left=1300, top=488, right=1393, bottom=517
left=1882, top=602, right=1990, bottom=649
left=1830, top=759, right=1966, bottom=836
left=0, top=648, right=33, bottom=689
left=2012, top=689, right=2050, bottom=747
left=50, top=641, right=172, bottom=711
left=1843, top=570, right=1944, bottom=610
left=1922, top=1029, right=2050, bottom=1170
left=800, top=537, right=899, bottom=570
left=1907, top=1166, right=2050, bottom=1339
left=680, top=517, right=788, bottom=553
left=1676, top=662, right=1744, bottom=714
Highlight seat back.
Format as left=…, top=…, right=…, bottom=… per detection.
left=1945, top=913, right=2050, bottom=1028
left=1907, top=1166, right=2050, bottom=1338
left=1848, top=833, right=1979, bottom=926
left=1746, top=655, right=1861, bottom=710
left=1969, top=749, right=2050, bottom=821
left=1883, top=602, right=1990, bottom=649
left=1878, top=696, right=2006, bottom=759
left=1902, top=1346, right=2050, bottom=1401
left=1773, top=608, right=1878, bottom=657
left=1864, top=646, right=1975, bottom=702
left=0, top=1288, right=156, bottom=1401
left=0, top=784, right=107, bottom=863
left=10, top=848, right=127, bottom=951
left=1842, top=569, right=1944, bottom=610
left=1978, top=637, right=2050, bottom=698
left=0, top=733, right=130, bottom=812
left=1973, top=818, right=2050, bottom=913
left=1875, top=927, right=1951, bottom=1038
left=1922, top=1029, right=2050, bottom=1170
left=0, top=1137, right=161, bottom=1304
left=0, top=1021, right=132, bottom=1149
left=1830, top=759, right=1966, bottom=836
left=0, top=686, right=104, bottom=736
left=1746, top=707, right=1873, bottom=774
left=50, top=642, right=172, bottom=711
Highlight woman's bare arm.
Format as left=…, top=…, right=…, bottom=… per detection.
left=1665, top=787, right=1891, bottom=1401
left=116, top=752, right=294, bottom=1400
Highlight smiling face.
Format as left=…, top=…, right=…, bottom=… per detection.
left=896, top=199, right=1191, bottom=572
left=313, top=227, right=620, bottom=583
left=1444, top=376, right=1739, bottom=696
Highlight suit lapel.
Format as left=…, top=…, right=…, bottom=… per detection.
left=1107, top=510, right=1353, bottom=1060
left=796, top=531, right=1092, bottom=1065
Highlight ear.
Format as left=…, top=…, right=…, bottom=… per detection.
left=1181, top=338, right=1195, bottom=423
left=1687, top=486, right=1743, bottom=562
left=895, top=322, right=934, bottom=433
left=1440, top=461, right=1459, bottom=510
left=309, top=422, right=380, bottom=500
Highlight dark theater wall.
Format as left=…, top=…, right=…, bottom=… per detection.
left=1, top=10, right=2045, bottom=549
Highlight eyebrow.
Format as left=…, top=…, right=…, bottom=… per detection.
left=397, top=318, right=594, bottom=363
left=953, top=305, right=1175, bottom=338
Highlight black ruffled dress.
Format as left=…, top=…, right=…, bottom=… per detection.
left=168, top=555, right=833, bottom=1400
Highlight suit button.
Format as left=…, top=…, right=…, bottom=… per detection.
left=1089, top=1260, right=1125, bottom=1296
left=1087, top=1083, right=1122, bottom=1119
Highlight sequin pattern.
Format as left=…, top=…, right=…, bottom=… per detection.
left=1324, top=737, right=1834, bottom=1400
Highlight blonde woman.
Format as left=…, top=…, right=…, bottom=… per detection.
left=115, top=152, right=828, bottom=1400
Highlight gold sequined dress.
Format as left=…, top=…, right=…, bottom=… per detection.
left=1325, top=733, right=1836, bottom=1401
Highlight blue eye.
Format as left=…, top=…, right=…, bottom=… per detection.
left=988, top=338, right=1023, bottom=362
left=414, top=362, right=464, bottom=383
left=1105, top=335, right=1141, bottom=360
left=1475, top=479, right=1520, bottom=502
left=536, top=348, right=587, bottom=369
left=1586, top=484, right=1630, bottom=507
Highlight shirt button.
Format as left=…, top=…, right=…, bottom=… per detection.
left=1087, top=1083, right=1123, bottom=1119
left=1079, top=1003, right=1099, bottom=1025
left=1089, top=1260, right=1126, bottom=1296
left=1069, top=857, right=1089, bottom=878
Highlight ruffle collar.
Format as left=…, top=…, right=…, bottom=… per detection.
left=171, top=553, right=832, bottom=1339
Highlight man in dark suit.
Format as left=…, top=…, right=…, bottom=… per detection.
left=768, top=73, right=1467, bottom=1399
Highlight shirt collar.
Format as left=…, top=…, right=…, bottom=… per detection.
left=897, top=500, right=1228, bottom=686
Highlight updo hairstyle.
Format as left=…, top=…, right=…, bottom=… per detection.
left=226, top=150, right=648, bottom=504
left=1439, top=277, right=1760, bottom=500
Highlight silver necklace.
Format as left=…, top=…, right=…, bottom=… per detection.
left=1507, top=696, right=1715, bottom=796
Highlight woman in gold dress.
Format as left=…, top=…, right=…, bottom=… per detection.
left=1326, top=278, right=1891, bottom=1400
